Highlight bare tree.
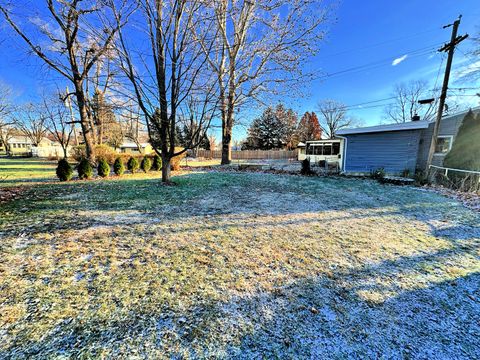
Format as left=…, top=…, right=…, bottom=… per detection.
left=209, top=134, right=218, bottom=151
left=383, top=80, right=439, bottom=123
left=115, top=0, right=219, bottom=183
left=14, top=103, right=49, bottom=146
left=0, top=82, right=15, bottom=153
left=318, top=99, right=356, bottom=139
left=44, top=96, right=74, bottom=158
left=198, top=0, right=329, bottom=164
left=0, top=1, right=131, bottom=162
left=120, top=105, right=144, bottom=153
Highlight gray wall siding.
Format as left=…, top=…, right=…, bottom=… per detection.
left=344, top=130, right=421, bottom=174
left=416, top=113, right=465, bottom=170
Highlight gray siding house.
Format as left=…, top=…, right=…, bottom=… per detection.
left=336, top=109, right=477, bottom=175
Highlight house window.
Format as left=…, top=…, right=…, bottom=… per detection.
left=332, top=142, right=340, bottom=155
left=435, top=136, right=452, bottom=154
left=323, top=144, right=332, bottom=155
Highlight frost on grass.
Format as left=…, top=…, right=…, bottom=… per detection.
left=0, top=171, right=479, bottom=358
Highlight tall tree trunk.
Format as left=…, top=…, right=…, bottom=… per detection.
left=161, top=154, right=171, bottom=183
left=221, top=66, right=236, bottom=165
left=74, top=80, right=95, bottom=163
left=221, top=123, right=232, bottom=165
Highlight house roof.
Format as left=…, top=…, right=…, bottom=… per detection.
left=336, top=120, right=430, bottom=135
left=337, top=107, right=480, bottom=136
left=120, top=142, right=150, bottom=148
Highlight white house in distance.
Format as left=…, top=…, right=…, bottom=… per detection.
left=297, top=139, right=344, bottom=171
left=5, top=135, right=71, bottom=158
left=118, top=141, right=154, bottom=154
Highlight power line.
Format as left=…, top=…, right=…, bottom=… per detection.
left=315, top=42, right=443, bottom=81
left=318, top=27, right=442, bottom=59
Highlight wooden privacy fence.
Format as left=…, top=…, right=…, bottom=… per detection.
left=194, top=149, right=298, bottom=160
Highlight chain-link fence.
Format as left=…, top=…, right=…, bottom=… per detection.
left=429, top=165, right=480, bottom=193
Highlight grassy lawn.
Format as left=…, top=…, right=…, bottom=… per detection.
left=0, top=158, right=59, bottom=186
left=0, top=158, right=479, bottom=358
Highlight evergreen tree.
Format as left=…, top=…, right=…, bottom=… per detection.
left=245, top=104, right=298, bottom=150
left=56, top=158, right=73, bottom=181
left=77, top=158, right=93, bottom=180
left=296, top=112, right=322, bottom=142
left=444, top=110, right=480, bottom=171
left=151, top=155, right=162, bottom=171
left=113, top=157, right=125, bottom=176
left=97, top=158, right=110, bottom=178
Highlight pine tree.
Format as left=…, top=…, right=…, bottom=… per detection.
left=113, top=157, right=125, bottom=176
left=444, top=110, right=480, bottom=171
left=245, top=105, right=297, bottom=150
left=56, top=158, right=73, bottom=181
left=97, top=158, right=111, bottom=178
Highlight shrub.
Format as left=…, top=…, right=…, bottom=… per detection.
left=71, top=145, right=86, bottom=163
left=414, top=169, right=429, bottom=186
left=56, top=158, right=73, bottom=181
left=94, top=144, right=118, bottom=165
left=71, top=144, right=117, bottom=164
left=152, top=154, right=162, bottom=171
left=401, top=168, right=411, bottom=178
left=78, top=158, right=93, bottom=180
left=300, top=158, right=314, bottom=175
left=97, top=158, right=110, bottom=178
left=370, top=167, right=386, bottom=181
left=171, top=148, right=186, bottom=171
left=141, top=156, right=152, bottom=173
left=127, top=157, right=140, bottom=173
left=113, top=157, right=125, bottom=176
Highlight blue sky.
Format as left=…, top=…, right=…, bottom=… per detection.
left=1, top=0, right=479, bottom=142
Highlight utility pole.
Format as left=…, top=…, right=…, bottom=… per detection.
left=426, top=15, right=468, bottom=174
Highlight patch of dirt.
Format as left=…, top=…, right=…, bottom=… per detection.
left=0, top=187, right=25, bottom=203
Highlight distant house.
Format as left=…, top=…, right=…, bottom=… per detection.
left=335, top=108, right=478, bottom=175
left=5, top=135, right=72, bottom=158
left=118, top=141, right=154, bottom=155
left=6, top=136, right=33, bottom=155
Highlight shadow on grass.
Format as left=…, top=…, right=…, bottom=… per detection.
left=1, top=171, right=479, bottom=357
left=1, top=246, right=478, bottom=358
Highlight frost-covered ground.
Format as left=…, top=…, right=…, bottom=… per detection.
left=0, top=160, right=479, bottom=358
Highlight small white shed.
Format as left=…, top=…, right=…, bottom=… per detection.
left=298, top=139, right=344, bottom=171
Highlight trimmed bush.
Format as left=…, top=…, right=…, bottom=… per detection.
left=127, top=157, right=140, bottom=173
left=56, top=158, right=73, bottom=181
left=141, top=156, right=152, bottom=173
left=370, top=167, right=386, bottom=181
left=152, top=155, right=162, bottom=171
left=113, top=157, right=125, bottom=176
left=78, top=158, right=93, bottom=180
left=97, top=158, right=110, bottom=178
